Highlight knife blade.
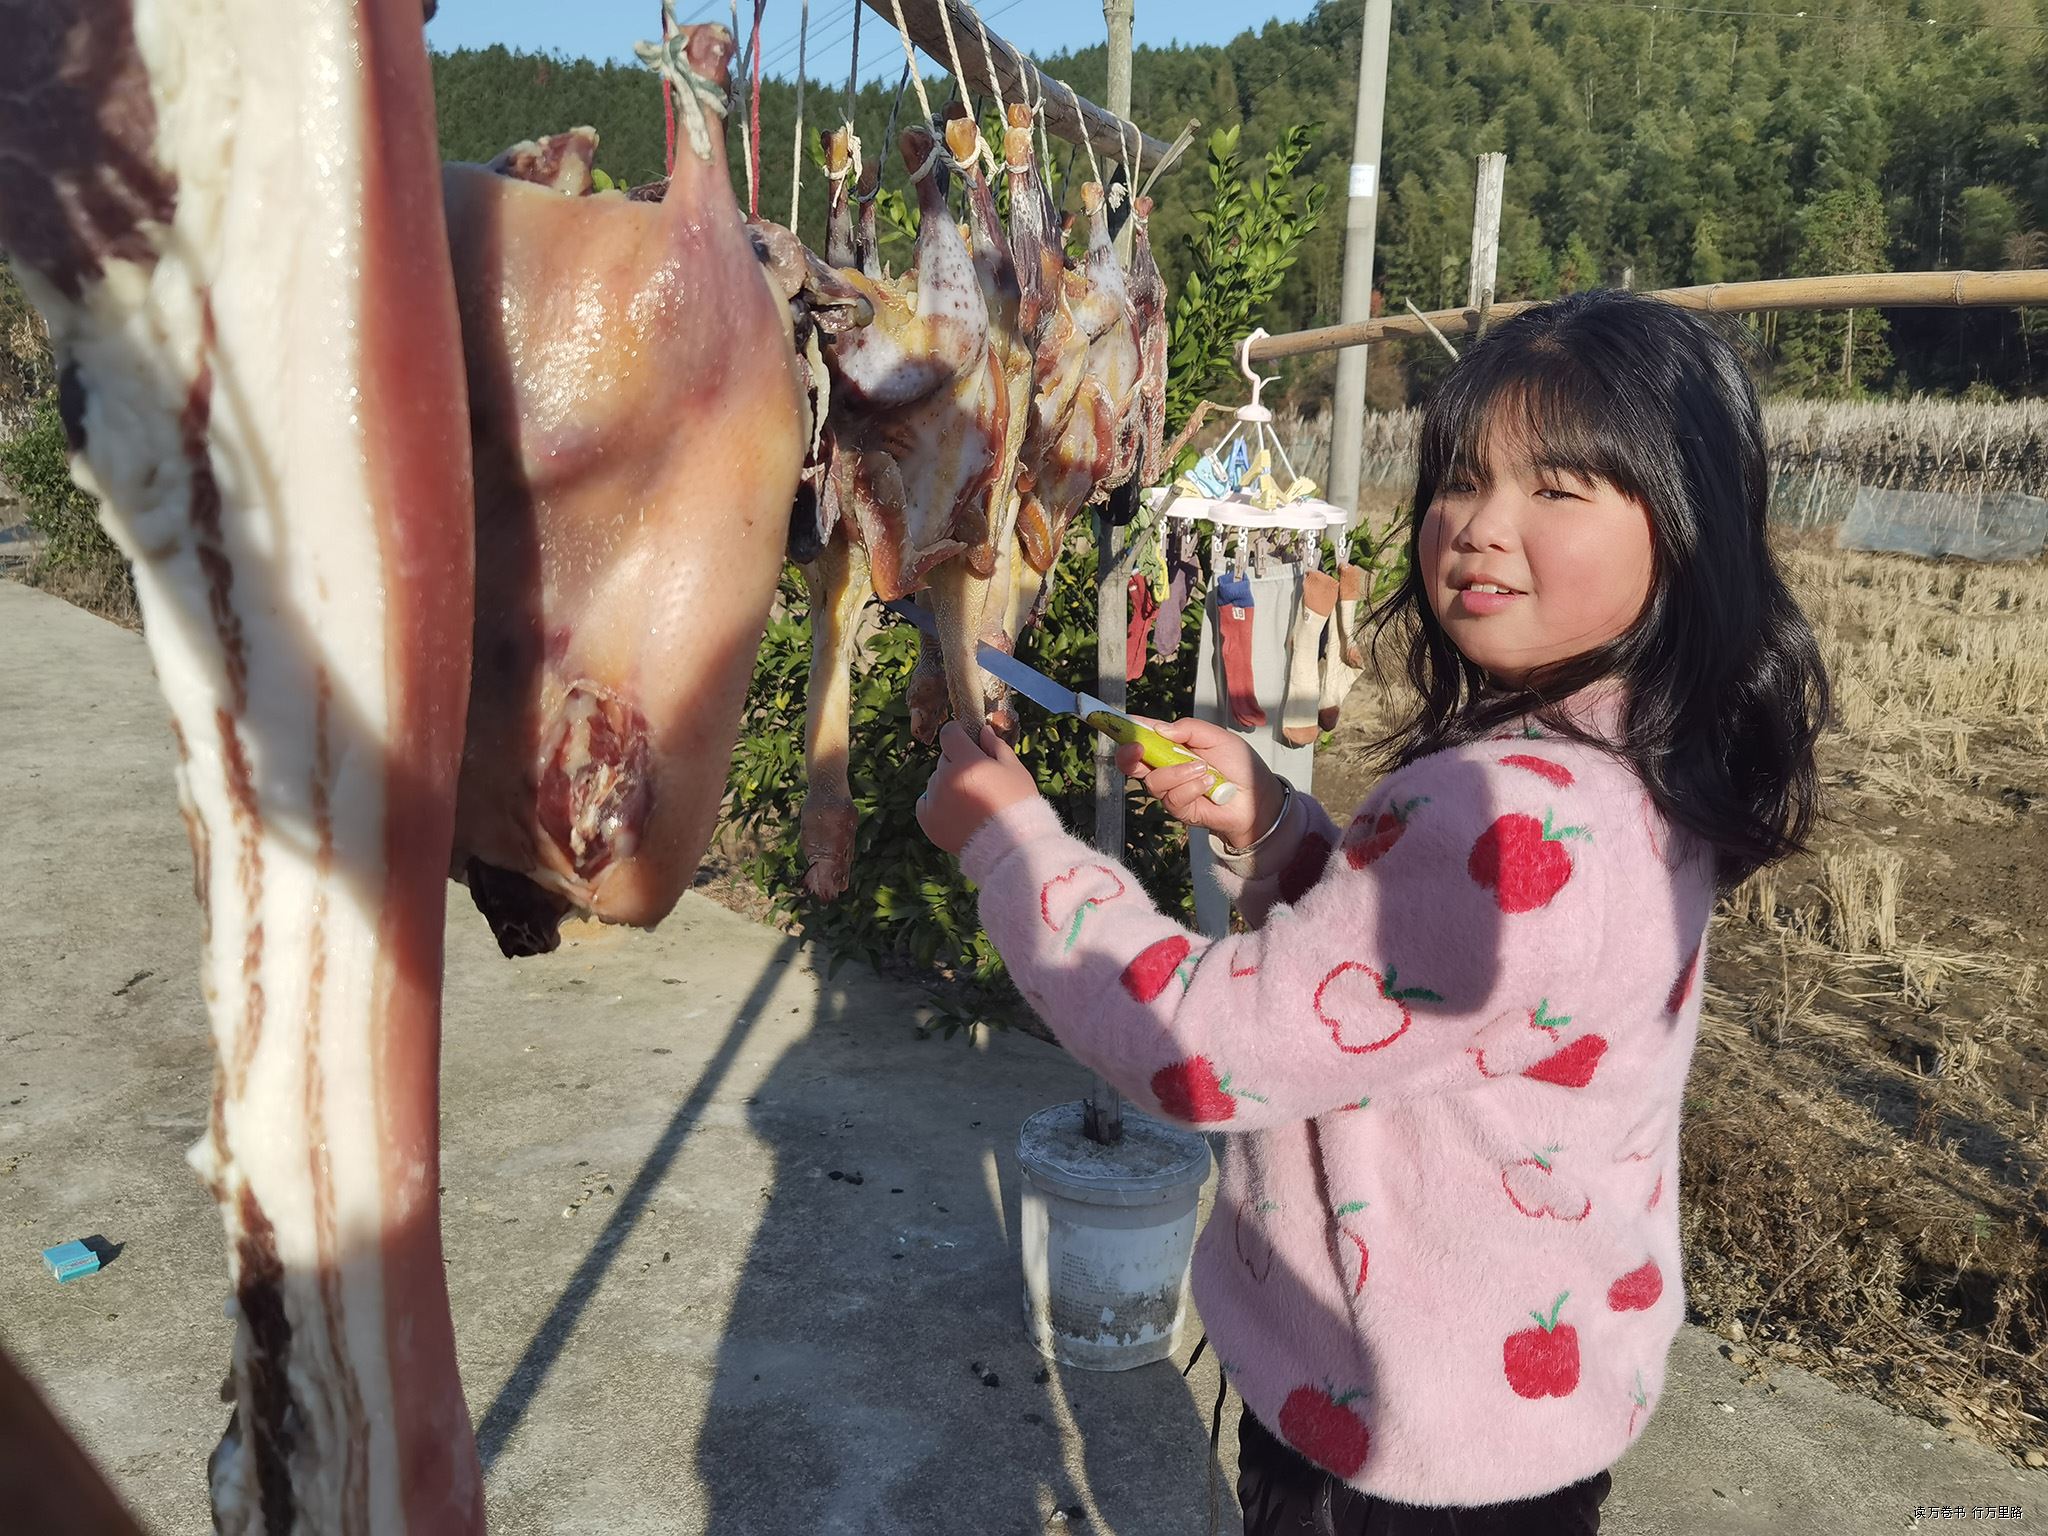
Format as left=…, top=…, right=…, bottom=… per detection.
left=884, top=600, right=1238, bottom=806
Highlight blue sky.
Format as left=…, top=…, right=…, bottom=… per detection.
left=426, top=1, right=1321, bottom=84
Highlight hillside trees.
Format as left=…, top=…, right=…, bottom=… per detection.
left=219, top=2, right=2048, bottom=402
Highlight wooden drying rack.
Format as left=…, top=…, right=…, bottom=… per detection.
left=857, top=0, right=1169, bottom=173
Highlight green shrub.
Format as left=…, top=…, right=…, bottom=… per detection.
left=1, top=394, right=135, bottom=612
left=1164, top=124, right=1328, bottom=442
left=726, top=533, right=1205, bottom=1028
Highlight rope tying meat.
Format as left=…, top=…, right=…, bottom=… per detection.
left=634, top=2, right=732, bottom=162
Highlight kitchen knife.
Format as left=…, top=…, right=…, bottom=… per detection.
left=884, top=600, right=1238, bottom=806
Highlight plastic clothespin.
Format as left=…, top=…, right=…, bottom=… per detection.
left=1223, top=437, right=1252, bottom=490
left=1233, top=527, right=1251, bottom=579
left=1185, top=455, right=1231, bottom=500
left=1208, top=531, right=1226, bottom=581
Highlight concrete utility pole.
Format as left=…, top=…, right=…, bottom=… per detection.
left=1325, top=0, right=1393, bottom=529
left=1087, top=0, right=1137, bottom=1148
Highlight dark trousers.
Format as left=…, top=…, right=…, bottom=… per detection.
left=1237, top=1408, right=1611, bottom=1535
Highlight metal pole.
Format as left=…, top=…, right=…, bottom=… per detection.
left=1085, top=0, right=1137, bottom=1148
left=1324, top=0, right=1393, bottom=531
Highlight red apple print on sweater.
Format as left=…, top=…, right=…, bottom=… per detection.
left=1314, top=962, right=1443, bottom=1054
left=1666, top=944, right=1701, bottom=1014
left=1039, top=864, right=1126, bottom=951
left=1470, top=999, right=1603, bottom=1084
left=1524, top=1032, right=1608, bottom=1088
left=1151, top=1058, right=1264, bottom=1124
left=1343, top=795, right=1428, bottom=871
left=1279, top=1385, right=1372, bottom=1478
left=1468, top=811, right=1587, bottom=913
left=1122, top=936, right=1194, bottom=1002
left=1608, top=1259, right=1664, bottom=1312
left=1234, top=1203, right=1277, bottom=1283
left=1504, top=1293, right=1581, bottom=1400
left=1336, top=1219, right=1370, bottom=1296
left=1500, top=753, right=1574, bottom=788
left=1501, top=1147, right=1592, bottom=1222
left=1640, top=794, right=1669, bottom=864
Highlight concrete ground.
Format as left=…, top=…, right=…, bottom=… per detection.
left=2, top=578, right=2041, bottom=1535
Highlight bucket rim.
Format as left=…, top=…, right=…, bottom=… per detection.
left=1016, top=1101, right=1213, bottom=1202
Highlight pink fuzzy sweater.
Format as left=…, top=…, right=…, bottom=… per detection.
left=959, top=721, right=1715, bottom=1506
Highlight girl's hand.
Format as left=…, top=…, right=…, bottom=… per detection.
left=918, top=722, right=1041, bottom=855
left=1115, top=717, right=1285, bottom=851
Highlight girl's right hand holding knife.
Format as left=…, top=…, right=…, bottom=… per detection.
left=1115, top=717, right=1293, bottom=855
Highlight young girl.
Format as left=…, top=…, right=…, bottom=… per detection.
left=917, top=290, right=1827, bottom=1532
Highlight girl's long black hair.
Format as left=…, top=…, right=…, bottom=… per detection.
left=1372, top=290, right=1829, bottom=888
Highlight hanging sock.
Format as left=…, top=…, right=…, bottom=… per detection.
left=1283, top=569, right=1338, bottom=746
left=1213, top=569, right=1266, bottom=730
left=1319, top=563, right=1371, bottom=729
left=1336, top=562, right=1370, bottom=669
left=1153, top=524, right=1199, bottom=662
left=1126, top=571, right=1159, bottom=681
left=1138, top=521, right=1171, bottom=603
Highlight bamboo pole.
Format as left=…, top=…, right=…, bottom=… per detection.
left=1247, top=269, right=2048, bottom=363
left=859, top=0, right=1169, bottom=172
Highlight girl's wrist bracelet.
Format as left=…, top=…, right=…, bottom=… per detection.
left=1223, top=781, right=1293, bottom=857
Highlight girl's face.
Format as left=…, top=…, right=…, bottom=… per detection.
left=1420, top=423, right=1656, bottom=686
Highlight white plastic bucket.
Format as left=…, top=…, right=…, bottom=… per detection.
left=1016, top=1101, right=1214, bottom=1371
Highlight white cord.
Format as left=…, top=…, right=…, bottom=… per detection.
left=633, top=1, right=731, bottom=164
left=1109, top=116, right=1133, bottom=210
left=972, top=4, right=1005, bottom=116
left=788, top=0, right=810, bottom=228
left=886, top=0, right=938, bottom=131
left=1058, top=75, right=1102, bottom=191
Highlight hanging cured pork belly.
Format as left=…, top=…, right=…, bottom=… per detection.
left=0, top=0, right=485, bottom=1530
left=443, top=23, right=811, bottom=958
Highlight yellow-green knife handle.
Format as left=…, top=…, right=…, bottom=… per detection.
left=1084, top=711, right=1240, bottom=805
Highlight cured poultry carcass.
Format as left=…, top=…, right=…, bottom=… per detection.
left=790, top=124, right=1011, bottom=896
left=790, top=125, right=877, bottom=900
left=819, top=124, right=1006, bottom=628
left=441, top=23, right=812, bottom=958
left=0, top=0, right=485, bottom=1528
left=1128, top=194, right=1172, bottom=490
left=916, top=106, right=1034, bottom=736
left=1001, top=147, right=1144, bottom=638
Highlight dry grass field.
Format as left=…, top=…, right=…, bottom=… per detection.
left=1319, top=543, right=2048, bottom=1464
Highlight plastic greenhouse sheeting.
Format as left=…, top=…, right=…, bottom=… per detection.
left=1836, top=485, right=2048, bottom=563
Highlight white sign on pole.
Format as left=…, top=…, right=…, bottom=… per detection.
left=1348, top=161, right=1377, bottom=199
